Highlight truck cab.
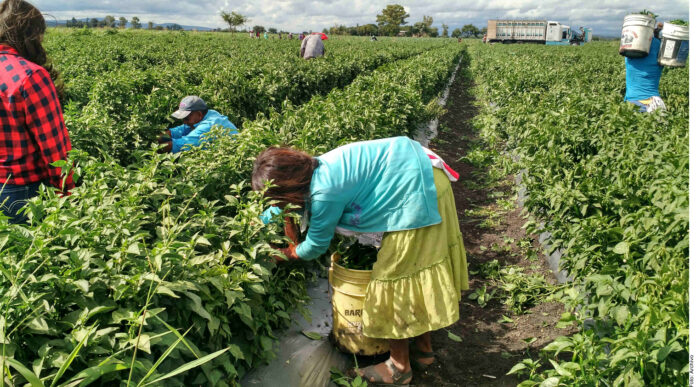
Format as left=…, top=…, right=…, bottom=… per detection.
left=546, top=21, right=583, bottom=45
left=546, top=21, right=562, bottom=43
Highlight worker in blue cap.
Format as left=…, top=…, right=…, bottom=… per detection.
left=157, top=96, right=238, bottom=153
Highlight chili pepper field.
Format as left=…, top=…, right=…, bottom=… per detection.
left=0, top=28, right=689, bottom=386
left=1, top=29, right=465, bottom=386
left=461, top=40, right=688, bottom=386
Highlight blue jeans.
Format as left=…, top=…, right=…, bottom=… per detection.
left=0, top=181, right=42, bottom=224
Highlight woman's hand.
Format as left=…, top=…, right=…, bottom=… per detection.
left=270, top=244, right=298, bottom=263
left=271, top=217, right=301, bottom=263
left=284, top=217, right=300, bottom=245
left=276, top=244, right=299, bottom=263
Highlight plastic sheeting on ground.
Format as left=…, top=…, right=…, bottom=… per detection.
left=242, top=277, right=351, bottom=387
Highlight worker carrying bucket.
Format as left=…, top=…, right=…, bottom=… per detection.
left=253, top=136, right=469, bottom=385
left=621, top=12, right=668, bottom=113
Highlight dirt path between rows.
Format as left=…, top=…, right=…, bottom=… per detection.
left=402, top=66, right=575, bottom=386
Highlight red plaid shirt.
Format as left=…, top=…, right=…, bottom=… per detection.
left=0, top=45, right=74, bottom=191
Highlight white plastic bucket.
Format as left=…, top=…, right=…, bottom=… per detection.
left=658, top=23, right=689, bottom=67
left=620, top=14, right=656, bottom=58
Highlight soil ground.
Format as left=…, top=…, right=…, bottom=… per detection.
left=351, top=65, right=575, bottom=386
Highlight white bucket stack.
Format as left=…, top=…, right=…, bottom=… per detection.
left=658, top=22, right=689, bottom=67
left=620, top=14, right=656, bottom=58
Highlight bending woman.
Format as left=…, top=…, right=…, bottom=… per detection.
left=252, top=136, right=468, bottom=385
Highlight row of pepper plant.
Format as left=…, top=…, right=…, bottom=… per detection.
left=0, top=33, right=466, bottom=386
left=466, top=40, right=688, bottom=386
left=45, top=29, right=452, bottom=165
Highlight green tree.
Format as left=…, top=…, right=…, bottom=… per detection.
left=131, top=16, right=141, bottom=29
left=329, top=24, right=350, bottom=35
left=461, top=24, right=479, bottom=38
left=357, top=23, right=379, bottom=36
left=252, top=25, right=265, bottom=34
left=118, top=16, right=127, bottom=28
left=104, top=15, right=115, bottom=28
left=451, top=28, right=461, bottom=38
left=441, top=23, right=449, bottom=37
left=147, top=21, right=154, bottom=30
left=413, top=15, right=434, bottom=37
left=220, top=11, right=249, bottom=32
left=268, top=27, right=278, bottom=34
left=376, top=4, right=409, bottom=36
left=89, top=18, right=98, bottom=28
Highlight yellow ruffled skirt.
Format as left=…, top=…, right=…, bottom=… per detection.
left=362, top=168, right=469, bottom=339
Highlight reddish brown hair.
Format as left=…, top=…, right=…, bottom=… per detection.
left=0, top=0, right=63, bottom=98
left=252, top=147, right=318, bottom=208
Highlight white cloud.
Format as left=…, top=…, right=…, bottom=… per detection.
left=33, top=0, right=689, bottom=35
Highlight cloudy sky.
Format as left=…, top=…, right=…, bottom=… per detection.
left=35, top=0, right=689, bottom=37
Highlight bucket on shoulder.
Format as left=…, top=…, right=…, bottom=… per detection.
left=620, top=14, right=656, bottom=58
left=658, top=22, right=689, bottom=67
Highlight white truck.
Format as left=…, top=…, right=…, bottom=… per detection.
left=485, top=20, right=592, bottom=45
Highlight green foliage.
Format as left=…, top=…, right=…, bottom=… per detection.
left=638, top=10, right=658, bottom=18
left=330, top=366, right=368, bottom=387
left=1, top=147, right=303, bottom=385
left=669, top=19, right=688, bottom=26
left=497, top=267, right=557, bottom=315
left=331, top=236, right=379, bottom=270
left=376, top=4, right=409, bottom=35
left=468, top=260, right=558, bottom=314
left=220, top=11, right=248, bottom=31
left=467, top=41, right=688, bottom=386
left=3, top=33, right=466, bottom=385
left=45, top=31, right=454, bottom=165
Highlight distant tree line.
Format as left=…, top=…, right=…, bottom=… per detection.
left=451, top=25, right=486, bottom=38
left=322, top=21, right=485, bottom=38
left=64, top=5, right=486, bottom=37
left=65, top=15, right=182, bottom=31
left=318, top=5, right=486, bottom=37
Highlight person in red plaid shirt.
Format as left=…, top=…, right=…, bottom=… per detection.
left=0, top=0, right=74, bottom=224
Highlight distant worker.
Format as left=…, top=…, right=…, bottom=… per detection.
left=299, top=32, right=304, bottom=41
left=624, top=22, right=665, bottom=113
left=0, top=0, right=75, bottom=224
left=256, top=30, right=260, bottom=38
left=278, top=31, right=282, bottom=39
left=263, top=31, right=268, bottom=40
left=371, top=34, right=377, bottom=41
left=300, top=33, right=324, bottom=59
left=157, top=96, right=238, bottom=154
left=289, top=32, right=293, bottom=40
left=249, top=30, right=254, bottom=38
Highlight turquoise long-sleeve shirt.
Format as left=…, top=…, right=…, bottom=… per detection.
left=295, top=137, right=442, bottom=260
left=169, top=110, right=237, bottom=153
left=625, top=37, right=664, bottom=101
